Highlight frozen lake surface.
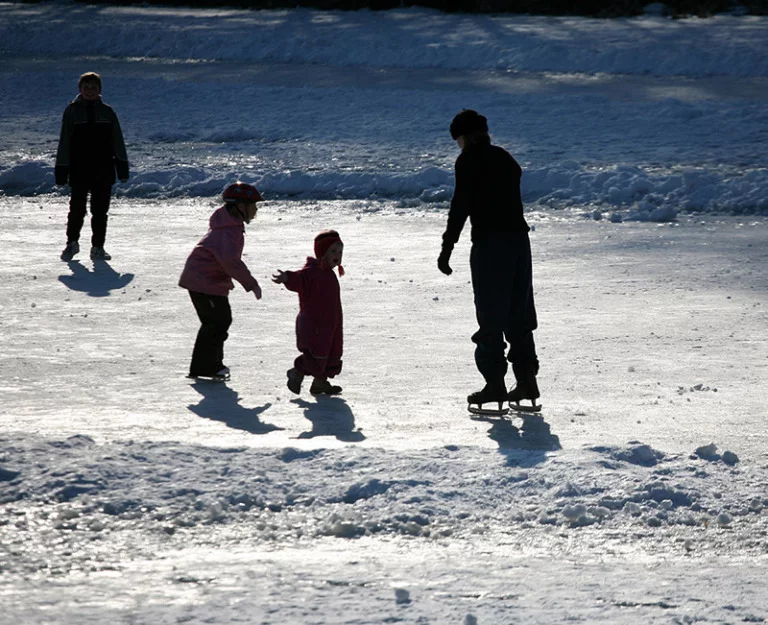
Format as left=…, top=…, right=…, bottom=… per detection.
left=1, top=4, right=767, bottom=624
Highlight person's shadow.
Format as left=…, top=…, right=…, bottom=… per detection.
left=292, top=396, right=365, bottom=442
left=188, top=382, right=281, bottom=435
left=58, top=260, right=134, bottom=297
left=472, top=411, right=561, bottom=466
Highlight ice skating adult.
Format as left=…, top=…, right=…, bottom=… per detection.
left=55, top=72, right=129, bottom=261
left=272, top=230, right=345, bottom=396
left=438, top=109, right=541, bottom=413
left=179, top=182, right=264, bottom=382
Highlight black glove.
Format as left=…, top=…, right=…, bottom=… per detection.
left=437, top=246, right=453, bottom=276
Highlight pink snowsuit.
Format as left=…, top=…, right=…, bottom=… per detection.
left=283, top=257, right=343, bottom=378
left=179, top=206, right=260, bottom=296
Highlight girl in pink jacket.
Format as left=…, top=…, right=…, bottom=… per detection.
left=179, top=182, right=263, bottom=381
left=272, top=230, right=344, bottom=395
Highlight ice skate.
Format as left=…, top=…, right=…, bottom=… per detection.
left=467, top=384, right=508, bottom=416
left=187, top=366, right=230, bottom=383
left=309, top=377, right=342, bottom=396
left=508, top=374, right=541, bottom=413
left=90, top=246, right=112, bottom=260
left=60, top=240, right=79, bottom=261
left=286, top=368, right=304, bottom=394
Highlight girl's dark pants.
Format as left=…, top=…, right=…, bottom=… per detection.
left=66, top=183, right=113, bottom=248
left=470, top=232, right=538, bottom=388
left=188, top=291, right=232, bottom=376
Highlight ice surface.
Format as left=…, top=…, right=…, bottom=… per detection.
left=1, top=4, right=767, bottom=624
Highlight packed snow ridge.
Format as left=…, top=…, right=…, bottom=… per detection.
left=2, top=433, right=766, bottom=577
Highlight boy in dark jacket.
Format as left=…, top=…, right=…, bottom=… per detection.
left=55, top=72, right=129, bottom=261
left=273, top=230, right=345, bottom=396
left=438, top=110, right=541, bottom=413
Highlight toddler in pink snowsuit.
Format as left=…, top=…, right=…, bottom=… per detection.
left=273, top=230, right=344, bottom=395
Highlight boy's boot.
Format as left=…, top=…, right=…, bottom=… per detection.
left=91, top=246, right=112, bottom=260
left=60, top=240, right=79, bottom=261
left=286, top=368, right=304, bottom=394
left=309, top=377, right=342, bottom=396
left=508, top=362, right=541, bottom=411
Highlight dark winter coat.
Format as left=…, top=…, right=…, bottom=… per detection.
left=283, top=257, right=343, bottom=366
left=179, top=206, right=261, bottom=297
left=55, top=95, right=129, bottom=186
left=442, top=141, right=529, bottom=249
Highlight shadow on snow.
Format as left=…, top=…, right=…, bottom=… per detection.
left=291, top=396, right=365, bottom=443
left=472, top=411, right=561, bottom=465
left=58, top=259, right=134, bottom=297
left=188, top=382, right=281, bottom=435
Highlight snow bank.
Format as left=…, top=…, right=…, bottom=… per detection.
left=525, top=164, right=768, bottom=219
left=3, top=160, right=766, bottom=218
left=2, top=433, right=766, bottom=577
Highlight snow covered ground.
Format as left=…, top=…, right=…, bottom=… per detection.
left=2, top=3, right=768, bottom=218
left=1, top=3, right=767, bottom=624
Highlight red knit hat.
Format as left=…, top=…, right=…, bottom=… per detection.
left=314, top=230, right=344, bottom=276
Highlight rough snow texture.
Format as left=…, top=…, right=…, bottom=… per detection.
left=2, top=434, right=764, bottom=563
left=1, top=4, right=767, bottom=218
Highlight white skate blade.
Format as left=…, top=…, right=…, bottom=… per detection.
left=468, top=404, right=509, bottom=417
left=186, top=374, right=229, bottom=383
left=509, top=401, right=542, bottom=413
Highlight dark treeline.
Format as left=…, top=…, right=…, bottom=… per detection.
left=71, top=0, right=768, bottom=16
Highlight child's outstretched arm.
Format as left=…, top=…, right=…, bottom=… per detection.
left=272, top=270, right=289, bottom=284
left=272, top=269, right=304, bottom=293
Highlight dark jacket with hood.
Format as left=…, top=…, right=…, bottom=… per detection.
left=442, top=140, right=529, bottom=249
left=55, top=95, right=129, bottom=186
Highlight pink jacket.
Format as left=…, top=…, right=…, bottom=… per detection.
left=179, top=206, right=260, bottom=297
left=283, top=257, right=343, bottom=365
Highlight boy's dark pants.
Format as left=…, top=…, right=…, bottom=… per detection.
left=470, top=232, right=539, bottom=389
left=66, top=183, right=112, bottom=248
left=188, top=291, right=232, bottom=376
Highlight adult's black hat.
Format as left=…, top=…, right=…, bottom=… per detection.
left=449, top=109, right=488, bottom=140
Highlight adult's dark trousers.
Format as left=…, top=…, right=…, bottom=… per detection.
left=470, top=232, right=538, bottom=387
left=188, top=291, right=232, bottom=376
left=66, top=183, right=113, bottom=248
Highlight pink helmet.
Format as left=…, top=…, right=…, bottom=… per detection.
left=223, top=182, right=263, bottom=204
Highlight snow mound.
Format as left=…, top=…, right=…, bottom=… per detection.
left=2, top=434, right=767, bottom=576
left=2, top=160, right=766, bottom=219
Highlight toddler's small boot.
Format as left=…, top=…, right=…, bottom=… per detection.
left=309, top=377, right=342, bottom=395
left=286, top=368, right=304, bottom=394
